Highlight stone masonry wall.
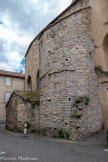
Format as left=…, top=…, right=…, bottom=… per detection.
left=24, top=0, right=103, bottom=140
left=25, top=0, right=90, bottom=93
left=39, top=0, right=102, bottom=140
left=6, top=92, right=40, bottom=132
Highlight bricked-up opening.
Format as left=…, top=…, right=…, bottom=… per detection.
left=103, top=33, right=108, bottom=71
left=36, top=70, right=39, bottom=90
left=27, top=75, right=32, bottom=91
left=101, top=0, right=108, bottom=23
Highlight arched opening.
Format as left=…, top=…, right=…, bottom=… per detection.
left=103, top=33, right=108, bottom=70
left=36, top=70, right=39, bottom=90
left=27, top=75, right=32, bottom=91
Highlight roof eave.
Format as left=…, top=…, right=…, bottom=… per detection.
left=0, top=74, right=25, bottom=79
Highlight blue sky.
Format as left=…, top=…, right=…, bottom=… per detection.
left=0, top=0, right=72, bottom=73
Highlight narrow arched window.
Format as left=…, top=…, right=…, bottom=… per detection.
left=36, top=70, right=39, bottom=90
left=103, top=33, right=108, bottom=70
left=27, top=75, right=32, bottom=91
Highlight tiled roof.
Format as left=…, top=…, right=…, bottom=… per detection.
left=0, top=69, right=25, bottom=78
left=6, top=90, right=40, bottom=107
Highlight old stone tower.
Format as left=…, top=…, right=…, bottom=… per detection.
left=6, top=0, right=108, bottom=140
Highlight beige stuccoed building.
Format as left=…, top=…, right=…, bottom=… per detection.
left=0, top=70, right=25, bottom=124
left=90, top=0, right=108, bottom=129
left=6, top=0, right=108, bottom=140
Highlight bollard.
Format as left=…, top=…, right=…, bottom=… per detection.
left=24, top=122, right=27, bottom=135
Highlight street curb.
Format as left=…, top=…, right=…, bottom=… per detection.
left=42, top=138, right=77, bottom=143
left=2, top=130, right=20, bottom=136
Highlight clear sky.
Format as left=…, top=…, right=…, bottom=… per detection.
left=0, top=0, right=72, bottom=73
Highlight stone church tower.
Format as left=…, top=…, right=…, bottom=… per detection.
left=19, top=0, right=108, bottom=139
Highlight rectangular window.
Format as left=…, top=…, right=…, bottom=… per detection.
left=6, top=78, right=11, bottom=86
left=5, top=92, right=11, bottom=102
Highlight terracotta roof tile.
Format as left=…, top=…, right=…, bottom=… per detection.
left=0, top=69, right=25, bottom=78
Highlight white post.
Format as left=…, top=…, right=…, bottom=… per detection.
left=24, top=122, right=27, bottom=135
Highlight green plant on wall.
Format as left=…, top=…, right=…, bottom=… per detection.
left=35, top=101, right=40, bottom=106
left=84, top=97, right=89, bottom=105
left=74, top=97, right=89, bottom=106
left=24, top=121, right=31, bottom=129
left=58, top=130, right=70, bottom=140
left=58, top=129, right=65, bottom=138
left=31, top=102, right=35, bottom=109
left=65, top=131, right=70, bottom=140
left=31, top=101, right=40, bottom=109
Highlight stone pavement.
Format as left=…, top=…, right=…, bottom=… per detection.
left=0, top=129, right=108, bottom=162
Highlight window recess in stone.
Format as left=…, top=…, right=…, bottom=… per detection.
left=6, top=78, right=11, bottom=87
left=5, top=92, right=11, bottom=102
